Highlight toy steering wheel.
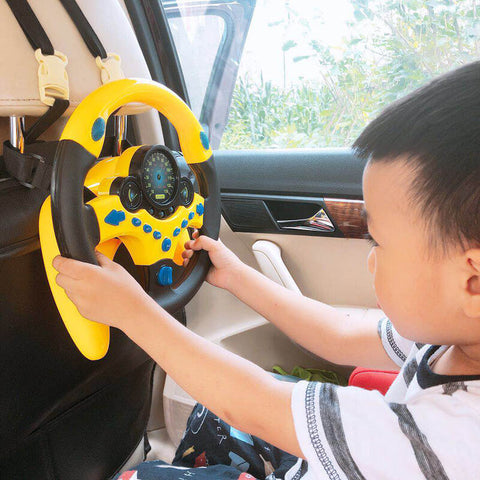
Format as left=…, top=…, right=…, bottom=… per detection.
left=39, top=78, right=220, bottom=361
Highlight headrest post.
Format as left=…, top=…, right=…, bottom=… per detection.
left=114, top=114, right=127, bottom=156
left=10, top=116, right=25, bottom=153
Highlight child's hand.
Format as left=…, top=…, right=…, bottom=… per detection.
left=53, top=252, right=154, bottom=331
left=182, top=230, right=245, bottom=290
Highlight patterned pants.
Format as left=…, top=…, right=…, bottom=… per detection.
left=114, top=403, right=301, bottom=480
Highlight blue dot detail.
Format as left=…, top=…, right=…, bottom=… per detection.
left=200, top=131, right=210, bottom=150
left=91, top=117, right=106, bottom=141
left=181, top=220, right=188, bottom=228
left=132, top=217, right=141, bottom=227
left=153, top=231, right=162, bottom=240
left=196, top=204, right=204, bottom=216
left=173, top=228, right=181, bottom=237
left=157, top=266, right=173, bottom=286
left=143, top=224, right=152, bottom=233
left=162, top=238, right=171, bottom=252
left=188, top=212, right=195, bottom=220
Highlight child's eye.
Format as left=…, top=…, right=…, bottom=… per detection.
left=365, top=232, right=379, bottom=247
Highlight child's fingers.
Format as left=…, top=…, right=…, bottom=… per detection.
left=55, top=272, right=78, bottom=291
left=95, top=250, right=115, bottom=268
left=182, top=249, right=194, bottom=260
left=184, top=229, right=199, bottom=249
left=52, top=255, right=88, bottom=279
left=184, top=235, right=217, bottom=252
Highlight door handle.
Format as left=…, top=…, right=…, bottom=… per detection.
left=252, top=240, right=301, bottom=293
left=276, top=207, right=334, bottom=232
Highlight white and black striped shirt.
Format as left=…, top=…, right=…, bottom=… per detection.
left=289, top=318, right=480, bottom=479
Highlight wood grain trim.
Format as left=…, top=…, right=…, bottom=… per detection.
left=323, top=198, right=367, bottom=239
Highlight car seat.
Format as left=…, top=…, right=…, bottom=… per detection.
left=0, top=1, right=160, bottom=478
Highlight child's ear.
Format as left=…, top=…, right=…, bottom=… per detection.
left=463, top=249, right=480, bottom=318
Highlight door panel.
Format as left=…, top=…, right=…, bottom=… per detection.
left=216, top=149, right=368, bottom=239
left=214, top=148, right=364, bottom=198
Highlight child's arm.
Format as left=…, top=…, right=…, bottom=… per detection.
left=53, top=253, right=302, bottom=458
left=183, top=234, right=398, bottom=370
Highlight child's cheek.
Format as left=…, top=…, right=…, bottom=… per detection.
left=367, top=248, right=376, bottom=275
left=370, top=250, right=391, bottom=313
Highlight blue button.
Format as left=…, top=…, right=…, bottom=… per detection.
left=162, top=238, right=171, bottom=252
left=181, top=220, right=188, bottom=228
left=173, top=228, right=181, bottom=237
left=132, top=217, right=141, bottom=227
left=156, top=266, right=173, bottom=286
left=104, top=209, right=126, bottom=226
left=91, top=117, right=106, bottom=141
left=143, top=224, right=152, bottom=233
left=200, top=131, right=210, bottom=150
left=188, top=212, right=194, bottom=220
left=153, top=231, right=162, bottom=240
left=196, top=204, right=204, bottom=216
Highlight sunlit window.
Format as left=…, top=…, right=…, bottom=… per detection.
left=222, top=0, right=480, bottom=149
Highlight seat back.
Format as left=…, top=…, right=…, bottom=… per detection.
left=0, top=1, right=157, bottom=477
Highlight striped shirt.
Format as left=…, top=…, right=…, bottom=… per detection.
left=289, top=318, right=480, bottom=479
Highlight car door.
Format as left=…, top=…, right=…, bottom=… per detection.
left=128, top=0, right=480, bottom=453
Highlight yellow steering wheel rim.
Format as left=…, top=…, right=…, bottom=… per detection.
left=39, top=78, right=214, bottom=361
left=61, top=77, right=212, bottom=162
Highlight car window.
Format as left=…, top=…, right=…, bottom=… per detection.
left=164, top=8, right=226, bottom=119
left=165, top=0, right=480, bottom=150
left=162, top=0, right=255, bottom=149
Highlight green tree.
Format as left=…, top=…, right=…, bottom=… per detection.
left=221, top=0, right=480, bottom=149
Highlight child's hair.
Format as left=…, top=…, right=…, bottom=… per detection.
left=353, top=61, right=480, bottom=253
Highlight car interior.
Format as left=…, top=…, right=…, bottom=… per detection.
left=3, top=0, right=467, bottom=478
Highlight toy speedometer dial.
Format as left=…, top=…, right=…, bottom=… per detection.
left=141, top=147, right=178, bottom=206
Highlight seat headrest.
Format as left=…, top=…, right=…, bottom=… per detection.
left=0, top=0, right=152, bottom=117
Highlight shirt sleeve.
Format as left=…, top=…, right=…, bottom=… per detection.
left=291, top=380, right=470, bottom=480
left=377, top=317, right=414, bottom=367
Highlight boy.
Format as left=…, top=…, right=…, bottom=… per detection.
left=53, top=62, right=480, bottom=479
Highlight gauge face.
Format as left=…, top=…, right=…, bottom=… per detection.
left=179, top=179, right=194, bottom=206
left=142, top=149, right=177, bottom=206
left=120, top=179, right=142, bottom=211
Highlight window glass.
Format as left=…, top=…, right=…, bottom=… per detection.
left=165, top=6, right=226, bottom=119
left=221, top=0, right=480, bottom=149
left=163, top=0, right=255, bottom=149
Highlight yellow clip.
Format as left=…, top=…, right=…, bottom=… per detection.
left=95, top=53, right=124, bottom=84
left=34, top=49, right=69, bottom=107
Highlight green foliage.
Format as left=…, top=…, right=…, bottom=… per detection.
left=221, top=0, right=480, bottom=149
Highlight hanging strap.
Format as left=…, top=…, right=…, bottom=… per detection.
left=5, top=0, right=54, bottom=55
left=2, top=140, right=58, bottom=191
left=59, top=0, right=124, bottom=84
left=5, top=0, right=70, bottom=144
left=3, top=0, right=126, bottom=190
left=59, top=0, right=107, bottom=59
left=24, top=96, right=70, bottom=145
left=59, top=0, right=127, bottom=157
